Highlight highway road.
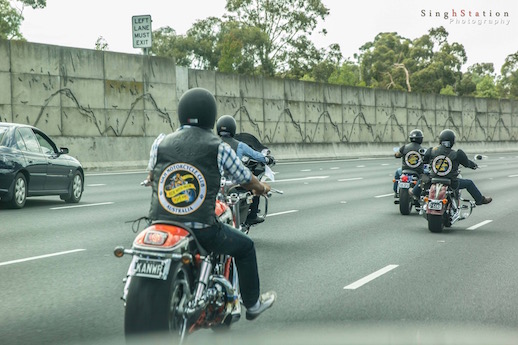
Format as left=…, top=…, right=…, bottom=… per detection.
left=1, top=152, right=518, bottom=345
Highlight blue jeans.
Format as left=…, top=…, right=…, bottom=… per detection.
left=193, top=222, right=260, bottom=308
left=458, top=178, right=483, bottom=204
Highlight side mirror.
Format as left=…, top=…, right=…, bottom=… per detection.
left=59, top=147, right=69, bottom=155
left=474, top=154, right=485, bottom=160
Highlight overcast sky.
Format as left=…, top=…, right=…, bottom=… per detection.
left=16, top=0, right=518, bottom=73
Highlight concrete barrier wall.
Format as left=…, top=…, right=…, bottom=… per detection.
left=0, top=40, right=517, bottom=169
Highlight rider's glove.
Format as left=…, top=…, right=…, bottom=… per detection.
left=265, top=155, right=276, bottom=166
left=471, top=163, right=478, bottom=170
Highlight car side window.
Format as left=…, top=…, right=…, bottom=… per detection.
left=18, top=127, right=41, bottom=153
left=14, top=129, right=28, bottom=151
left=34, top=132, right=55, bottom=155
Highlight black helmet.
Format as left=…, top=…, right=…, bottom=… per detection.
left=177, top=88, right=217, bottom=129
left=216, top=115, right=236, bottom=137
left=409, top=129, right=423, bottom=144
left=439, top=129, right=456, bottom=148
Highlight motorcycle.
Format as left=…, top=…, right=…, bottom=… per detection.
left=231, top=155, right=282, bottom=234
left=114, top=181, right=242, bottom=343
left=419, top=155, right=484, bottom=233
left=393, top=147, right=428, bottom=215
left=393, top=168, right=421, bottom=215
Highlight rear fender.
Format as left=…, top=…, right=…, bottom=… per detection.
left=133, top=223, right=190, bottom=251
left=426, top=183, right=448, bottom=215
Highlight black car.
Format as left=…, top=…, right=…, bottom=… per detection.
left=0, top=122, right=84, bottom=208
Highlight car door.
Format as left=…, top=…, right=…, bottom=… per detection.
left=34, top=130, right=71, bottom=192
left=17, top=127, right=48, bottom=193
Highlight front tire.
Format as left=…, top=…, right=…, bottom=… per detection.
left=124, top=262, right=193, bottom=340
left=428, top=214, right=444, bottom=233
left=9, top=173, right=27, bottom=209
left=399, top=189, right=412, bottom=215
left=61, top=171, right=83, bottom=203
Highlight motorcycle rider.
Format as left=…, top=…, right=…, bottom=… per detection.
left=393, top=129, right=425, bottom=197
left=146, top=87, right=276, bottom=320
left=216, top=114, right=275, bottom=225
left=420, top=129, right=492, bottom=205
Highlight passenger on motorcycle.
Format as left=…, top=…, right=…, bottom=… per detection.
left=419, top=129, right=492, bottom=205
left=393, top=129, right=425, bottom=197
left=216, top=114, right=275, bottom=225
left=146, top=88, right=277, bottom=320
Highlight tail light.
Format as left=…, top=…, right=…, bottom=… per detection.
left=134, top=224, right=189, bottom=249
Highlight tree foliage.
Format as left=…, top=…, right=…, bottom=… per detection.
left=0, top=0, right=45, bottom=39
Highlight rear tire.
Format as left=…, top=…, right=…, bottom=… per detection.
left=9, top=173, right=27, bottom=209
left=399, top=189, right=412, bottom=215
left=124, top=262, right=193, bottom=340
left=428, top=214, right=444, bottom=233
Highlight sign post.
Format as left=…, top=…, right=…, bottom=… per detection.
left=132, top=15, right=152, bottom=55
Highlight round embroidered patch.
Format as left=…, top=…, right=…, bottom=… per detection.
left=158, top=163, right=206, bottom=215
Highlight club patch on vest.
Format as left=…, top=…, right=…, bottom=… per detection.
left=432, top=155, right=453, bottom=176
left=158, top=163, right=206, bottom=215
left=404, top=150, right=423, bottom=168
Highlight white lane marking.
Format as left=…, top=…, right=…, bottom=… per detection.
left=344, top=265, right=399, bottom=290
left=87, top=184, right=106, bottom=187
left=272, top=176, right=329, bottom=183
left=330, top=167, right=340, bottom=170
left=375, top=193, right=394, bottom=198
left=356, top=165, right=365, bottom=168
left=50, top=202, right=114, bottom=210
left=381, top=163, right=389, bottom=166
left=267, top=210, right=298, bottom=217
left=467, top=220, right=493, bottom=230
left=300, top=169, right=311, bottom=172
left=509, top=174, right=518, bottom=178
left=0, top=249, right=86, bottom=267
left=338, top=177, right=363, bottom=182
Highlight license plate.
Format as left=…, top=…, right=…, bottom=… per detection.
left=399, top=182, right=410, bottom=189
left=131, top=257, right=171, bottom=280
left=428, top=200, right=443, bottom=211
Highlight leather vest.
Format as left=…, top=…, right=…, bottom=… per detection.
left=148, top=127, right=222, bottom=225
left=400, top=142, right=424, bottom=173
left=428, top=145, right=459, bottom=180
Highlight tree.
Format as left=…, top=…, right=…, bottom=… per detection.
left=0, top=0, right=46, bottom=40
left=328, top=60, right=361, bottom=86
left=225, top=0, right=330, bottom=76
left=358, top=32, right=412, bottom=91
left=499, top=51, right=518, bottom=99
left=94, top=36, right=109, bottom=51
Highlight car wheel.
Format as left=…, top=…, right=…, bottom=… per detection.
left=62, top=171, right=83, bottom=203
left=10, top=173, right=27, bottom=209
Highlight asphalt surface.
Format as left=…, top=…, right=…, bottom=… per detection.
left=1, top=153, right=518, bottom=345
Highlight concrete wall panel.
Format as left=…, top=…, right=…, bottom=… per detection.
left=11, top=73, right=61, bottom=107
left=0, top=105, right=12, bottom=122
left=240, top=75, right=263, bottom=99
left=10, top=41, right=60, bottom=75
left=284, top=79, right=303, bottom=102
left=104, top=52, right=143, bottom=81
left=145, top=56, right=175, bottom=84
left=61, top=47, right=104, bottom=79
left=61, top=107, right=105, bottom=137
left=0, top=40, right=10, bottom=73
left=239, top=98, right=264, bottom=127
left=189, top=69, right=216, bottom=93
left=323, top=84, right=342, bottom=105
left=0, top=72, right=11, bottom=105
left=216, top=73, right=240, bottom=98
left=263, top=78, right=284, bottom=101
